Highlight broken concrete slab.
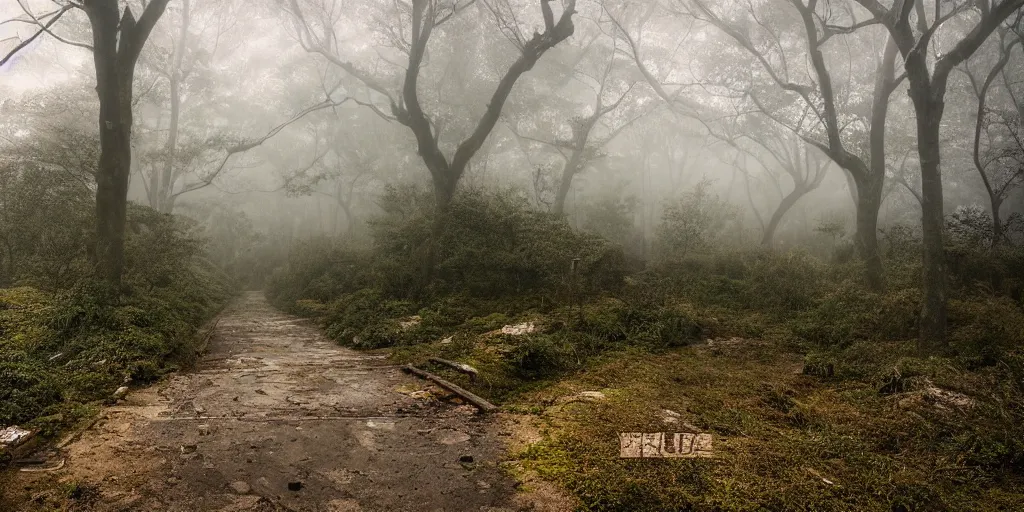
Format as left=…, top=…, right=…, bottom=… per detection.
left=1, top=426, right=37, bottom=459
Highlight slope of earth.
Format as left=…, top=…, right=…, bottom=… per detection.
left=1, top=292, right=534, bottom=512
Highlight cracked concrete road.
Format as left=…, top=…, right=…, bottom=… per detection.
left=2, top=292, right=523, bottom=512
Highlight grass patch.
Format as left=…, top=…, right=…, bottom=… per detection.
left=507, top=342, right=1024, bottom=511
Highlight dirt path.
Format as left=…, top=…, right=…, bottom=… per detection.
left=3, top=292, right=523, bottom=512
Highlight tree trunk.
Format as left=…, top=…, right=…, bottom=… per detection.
left=552, top=152, right=583, bottom=217
left=418, top=172, right=458, bottom=290
left=856, top=35, right=900, bottom=292
left=157, top=0, right=189, bottom=215
left=337, top=199, right=354, bottom=238
left=157, top=73, right=181, bottom=214
left=991, top=196, right=1003, bottom=248
left=761, top=186, right=807, bottom=246
left=552, top=167, right=573, bottom=217
left=89, top=5, right=133, bottom=288
left=852, top=172, right=884, bottom=290
left=85, top=0, right=171, bottom=288
left=913, top=96, right=948, bottom=351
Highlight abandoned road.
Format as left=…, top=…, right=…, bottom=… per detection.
left=2, top=292, right=527, bottom=512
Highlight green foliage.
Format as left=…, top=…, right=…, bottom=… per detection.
left=577, top=194, right=641, bottom=251
left=0, top=204, right=231, bottom=430
left=372, top=185, right=626, bottom=298
left=0, top=163, right=93, bottom=289
left=506, top=334, right=578, bottom=379
left=653, top=180, right=736, bottom=263
left=265, top=237, right=375, bottom=308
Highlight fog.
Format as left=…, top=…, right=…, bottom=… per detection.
left=2, top=2, right=1024, bottom=508
left=7, top=0, right=1019, bottom=257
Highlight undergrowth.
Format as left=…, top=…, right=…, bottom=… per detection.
left=0, top=205, right=233, bottom=438
left=264, top=184, right=1024, bottom=510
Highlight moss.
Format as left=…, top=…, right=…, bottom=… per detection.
left=508, top=344, right=1024, bottom=511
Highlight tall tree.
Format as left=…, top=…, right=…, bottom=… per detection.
left=507, top=35, right=647, bottom=216
left=83, top=0, right=172, bottom=287
left=285, top=0, right=578, bottom=277
left=609, top=0, right=905, bottom=290
left=3, top=1, right=172, bottom=286
left=855, top=0, right=1024, bottom=350
left=960, top=21, right=1024, bottom=246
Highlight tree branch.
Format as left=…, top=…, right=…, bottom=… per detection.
left=1, top=4, right=73, bottom=67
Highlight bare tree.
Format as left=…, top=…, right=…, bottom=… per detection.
left=610, top=0, right=904, bottom=291
left=961, top=20, right=1024, bottom=247
left=285, top=0, right=578, bottom=278
left=506, top=41, right=647, bottom=216
left=855, top=0, right=1024, bottom=350
left=736, top=130, right=831, bottom=246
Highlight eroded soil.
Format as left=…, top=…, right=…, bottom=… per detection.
left=1, top=292, right=529, bottom=512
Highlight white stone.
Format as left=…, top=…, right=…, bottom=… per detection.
left=500, top=322, right=536, bottom=336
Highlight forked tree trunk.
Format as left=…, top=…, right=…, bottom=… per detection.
left=85, top=0, right=171, bottom=288
left=856, top=0, right=1024, bottom=353
left=391, top=0, right=577, bottom=286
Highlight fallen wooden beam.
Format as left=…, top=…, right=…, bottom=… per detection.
left=401, top=365, right=498, bottom=413
left=428, top=357, right=478, bottom=381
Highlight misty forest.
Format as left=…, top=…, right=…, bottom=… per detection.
left=1, top=0, right=1024, bottom=510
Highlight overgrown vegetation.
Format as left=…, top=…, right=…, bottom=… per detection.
left=267, top=182, right=1024, bottom=510
left=0, top=164, right=233, bottom=437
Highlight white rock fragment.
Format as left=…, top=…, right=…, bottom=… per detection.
left=399, top=315, right=422, bottom=330
left=924, top=386, right=974, bottom=409
left=112, top=386, right=129, bottom=400
left=500, top=322, right=536, bottom=336
left=1, top=426, right=33, bottom=448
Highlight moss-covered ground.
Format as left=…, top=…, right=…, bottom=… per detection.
left=384, top=313, right=1024, bottom=511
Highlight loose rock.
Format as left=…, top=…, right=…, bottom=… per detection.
left=112, top=386, right=129, bottom=400
left=229, top=481, right=251, bottom=494
left=500, top=322, right=536, bottom=336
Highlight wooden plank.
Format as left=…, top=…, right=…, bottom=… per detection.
left=428, top=357, right=478, bottom=381
left=401, top=365, right=498, bottom=413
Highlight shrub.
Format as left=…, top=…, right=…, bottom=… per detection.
left=0, top=204, right=232, bottom=429
left=653, top=180, right=736, bottom=263
left=506, top=334, right=578, bottom=379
